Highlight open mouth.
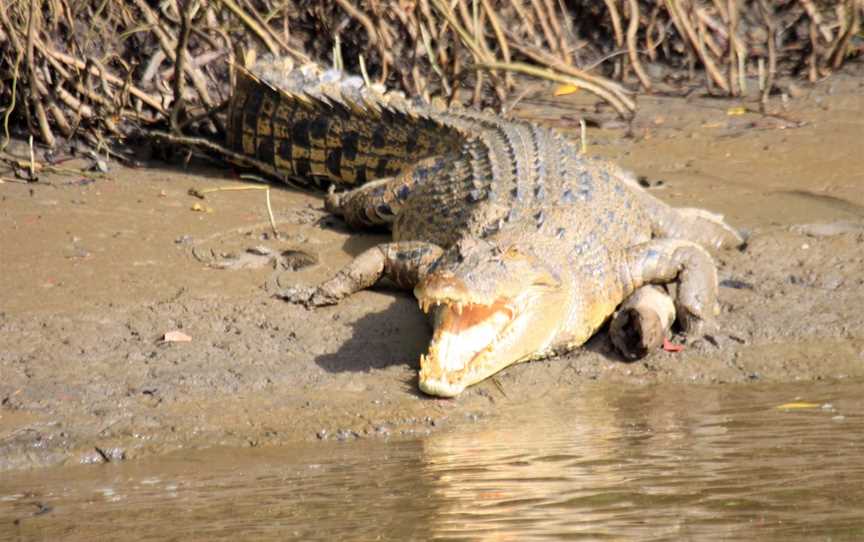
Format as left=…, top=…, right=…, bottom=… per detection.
left=416, top=296, right=516, bottom=397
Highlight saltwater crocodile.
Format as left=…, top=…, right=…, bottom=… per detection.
left=227, top=58, right=743, bottom=397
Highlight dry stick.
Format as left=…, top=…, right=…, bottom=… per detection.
left=1, top=49, right=23, bottom=153
left=334, top=0, right=378, bottom=46
left=217, top=0, right=279, bottom=56
left=40, top=46, right=165, bottom=113
left=148, top=129, right=287, bottom=184
left=430, top=0, right=486, bottom=60
left=480, top=0, right=513, bottom=89
left=418, top=22, right=452, bottom=95
left=194, top=182, right=279, bottom=239
left=540, top=0, right=569, bottom=64
left=469, top=3, right=508, bottom=104
left=240, top=0, right=293, bottom=54
left=46, top=100, right=72, bottom=137
left=696, top=13, right=713, bottom=92
left=507, top=39, right=635, bottom=110
left=25, top=0, right=55, bottom=147
left=528, top=0, right=561, bottom=61
left=665, top=0, right=730, bottom=93
left=130, top=0, right=214, bottom=108
left=55, top=86, right=95, bottom=119
left=759, top=0, right=777, bottom=111
left=626, top=0, right=652, bottom=91
left=806, top=12, right=819, bottom=81
left=799, top=0, right=835, bottom=43
left=725, top=0, right=740, bottom=96
left=170, top=0, right=193, bottom=134
left=509, top=0, right=538, bottom=43
left=829, top=0, right=860, bottom=70
left=479, top=60, right=633, bottom=117
left=695, top=9, right=725, bottom=59
left=602, top=0, right=625, bottom=78
left=29, top=69, right=72, bottom=137
left=644, top=4, right=661, bottom=62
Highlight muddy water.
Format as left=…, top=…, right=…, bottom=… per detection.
left=2, top=380, right=862, bottom=540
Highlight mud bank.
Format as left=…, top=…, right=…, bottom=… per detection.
left=1, top=69, right=863, bottom=472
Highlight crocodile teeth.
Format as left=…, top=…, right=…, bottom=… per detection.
left=454, top=302, right=463, bottom=315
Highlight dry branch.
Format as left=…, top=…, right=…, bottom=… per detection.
left=0, top=0, right=859, bottom=166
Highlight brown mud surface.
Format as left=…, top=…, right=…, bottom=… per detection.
left=2, top=69, right=863, bottom=472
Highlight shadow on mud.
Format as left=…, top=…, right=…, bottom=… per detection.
left=314, top=295, right=430, bottom=373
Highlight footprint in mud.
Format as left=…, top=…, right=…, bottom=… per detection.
left=181, top=223, right=320, bottom=277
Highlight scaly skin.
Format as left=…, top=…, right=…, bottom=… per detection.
left=227, top=58, right=743, bottom=397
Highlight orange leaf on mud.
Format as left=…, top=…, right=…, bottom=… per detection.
left=554, top=84, right=580, bottom=96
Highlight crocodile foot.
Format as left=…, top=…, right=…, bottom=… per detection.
left=610, top=286, right=676, bottom=360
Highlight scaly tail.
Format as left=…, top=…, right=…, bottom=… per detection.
left=227, top=58, right=463, bottom=189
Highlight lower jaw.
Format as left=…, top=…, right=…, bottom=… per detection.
left=417, top=375, right=466, bottom=398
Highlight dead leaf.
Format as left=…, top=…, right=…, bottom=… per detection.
left=726, top=106, right=748, bottom=116
left=662, top=338, right=685, bottom=352
left=554, top=84, right=580, bottom=96
left=190, top=202, right=213, bottom=213
left=163, top=330, right=192, bottom=342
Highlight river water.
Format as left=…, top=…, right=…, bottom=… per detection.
left=2, top=379, right=862, bottom=540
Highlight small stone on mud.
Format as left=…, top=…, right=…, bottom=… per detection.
left=720, top=278, right=754, bottom=290
left=316, top=429, right=328, bottom=439
left=335, top=429, right=357, bottom=441
left=374, top=425, right=391, bottom=435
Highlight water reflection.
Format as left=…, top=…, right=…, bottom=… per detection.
left=419, top=383, right=864, bottom=540
left=1, top=382, right=863, bottom=540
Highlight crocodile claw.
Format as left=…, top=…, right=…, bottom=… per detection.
left=275, top=286, right=338, bottom=307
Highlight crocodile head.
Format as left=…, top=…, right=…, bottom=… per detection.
left=413, top=237, right=570, bottom=397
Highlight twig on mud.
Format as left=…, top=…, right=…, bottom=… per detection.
left=189, top=182, right=279, bottom=239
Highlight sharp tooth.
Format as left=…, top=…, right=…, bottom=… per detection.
left=455, top=302, right=463, bottom=315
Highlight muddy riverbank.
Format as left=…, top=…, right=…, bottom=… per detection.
left=1, top=67, right=862, bottom=472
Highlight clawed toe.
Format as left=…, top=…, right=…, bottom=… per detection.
left=275, top=286, right=340, bottom=307
left=274, top=286, right=316, bottom=306
left=676, top=308, right=716, bottom=338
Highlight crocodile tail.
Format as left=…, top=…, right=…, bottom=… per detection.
left=227, top=59, right=463, bottom=188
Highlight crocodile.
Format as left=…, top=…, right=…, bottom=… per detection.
left=227, top=57, right=743, bottom=397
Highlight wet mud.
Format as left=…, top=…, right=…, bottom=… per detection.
left=1, top=68, right=863, bottom=472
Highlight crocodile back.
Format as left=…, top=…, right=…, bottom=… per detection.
left=227, top=61, right=464, bottom=189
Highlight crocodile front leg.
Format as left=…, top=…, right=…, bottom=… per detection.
left=278, top=241, right=444, bottom=307
left=610, top=285, right=676, bottom=360
left=324, top=156, right=445, bottom=230
left=619, top=239, right=719, bottom=335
